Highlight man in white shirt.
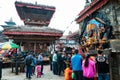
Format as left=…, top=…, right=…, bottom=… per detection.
left=52, top=51, right=58, bottom=75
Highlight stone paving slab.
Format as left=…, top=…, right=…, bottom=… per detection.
left=1, top=65, right=64, bottom=80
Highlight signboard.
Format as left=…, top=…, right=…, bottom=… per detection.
left=56, top=39, right=77, bottom=45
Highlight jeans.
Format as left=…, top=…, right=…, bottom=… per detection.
left=26, top=66, right=32, bottom=78
left=52, top=61, right=58, bottom=75
left=73, top=70, right=83, bottom=80
left=40, top=61, right=43, bottom=74
left=98, top=73, right=110, bottom=80
left=84, top=77, right=94, bottom=80
left=57, top=63, right=62, bottom=75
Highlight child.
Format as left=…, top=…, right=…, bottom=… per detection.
left=64, top=64, right=72, bottom=80
left=35, top=63, right=42, bottom=78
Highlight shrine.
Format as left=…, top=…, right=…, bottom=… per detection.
left=67, top=0, right=120, bottom=80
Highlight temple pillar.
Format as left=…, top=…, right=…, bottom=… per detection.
left=34, top=42, right=36, bottom=54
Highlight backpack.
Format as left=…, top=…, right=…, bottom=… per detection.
left=26, top=56, right=33, bottom=66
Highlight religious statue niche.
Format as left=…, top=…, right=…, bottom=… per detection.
left=83, top=19, right=99, bottom=51
left=82, top=18, right=111, bottom=51
left=80, top=11, right=113, bottom=52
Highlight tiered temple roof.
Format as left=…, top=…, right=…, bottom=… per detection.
left=1, top=18, right=16, bottom=28
left=3, top=26, right=62, bottom=36
left=3, top=26, right=63, bottom=43
left=15, top=1, right=55, bottom=26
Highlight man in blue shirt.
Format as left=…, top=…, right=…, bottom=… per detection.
left=71, top=49, right=83, bottom=80
left=25, top=53, right=33, bottom=79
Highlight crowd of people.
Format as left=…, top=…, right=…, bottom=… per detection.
left=0, top=48, right=110, bottom=80
left=51, top=50, right=71, bottom=76
left=50, top=49, right=110, bottom=80
left=25, top=52, right=44, bottom=79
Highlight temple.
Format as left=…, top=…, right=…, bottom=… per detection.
left=2, top=1, right=63, bottom=54
left=0, top=18, right=17, bottom=42
left=1, top=18, right=16, bottom=28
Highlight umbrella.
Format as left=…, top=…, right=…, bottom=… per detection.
left=0, top=42, right=19, bottom=50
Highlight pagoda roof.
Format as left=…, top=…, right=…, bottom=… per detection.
left=3, top=26, right=63, bottom=37
left=76, top=0, right=109, bottom=23
left=1, top=19, right=16, bottom=28
left=15, top=1, right=55, bottom=26
left=66, top=30, right=79, bottom=40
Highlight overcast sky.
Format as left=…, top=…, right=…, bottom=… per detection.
left=0, top=0, right=85, bottom=35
